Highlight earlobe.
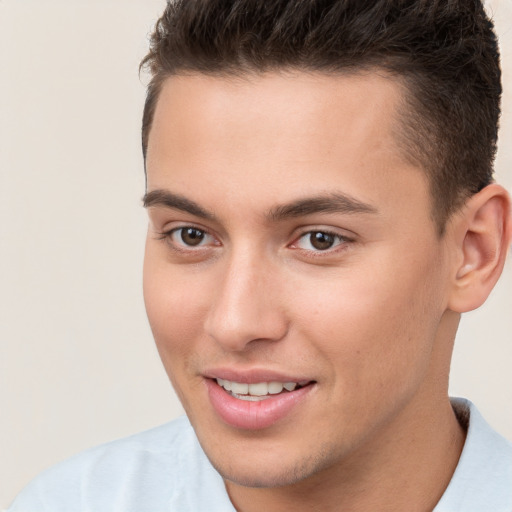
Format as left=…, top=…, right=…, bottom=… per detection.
left=448, top=184, right=511, bottom=313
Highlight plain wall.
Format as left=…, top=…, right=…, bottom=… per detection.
left=1, top=0, right=511, bottom=508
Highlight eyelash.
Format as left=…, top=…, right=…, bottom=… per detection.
left=156, top=226, right=353, bottom=256
left=290, top=230, right=352, bottom=254
left=156, top=226, right=217, bottom=252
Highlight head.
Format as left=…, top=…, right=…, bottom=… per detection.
left=141, top=0, right=502, bottom=233
left=140, top=0, right=511, bottom=500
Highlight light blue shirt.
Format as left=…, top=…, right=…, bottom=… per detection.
left=7, top=398, right=512, bottom=511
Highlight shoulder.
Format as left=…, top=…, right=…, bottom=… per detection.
left=435, top=398, right=512, bottom=512
left=7, top=416, right=222, bottom=512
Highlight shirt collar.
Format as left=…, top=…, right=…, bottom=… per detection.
left=434, top=397, right=512, bottom=511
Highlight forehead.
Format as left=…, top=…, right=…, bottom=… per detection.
left=148, top=70, right=406, bottom=167
left=145, top=71, right=431, bottom=229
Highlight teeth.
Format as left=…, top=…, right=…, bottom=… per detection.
left=248, top=382, right=268, bottom=396
left=231, top=382, right=249, bottom=394
left=268, top=382, right=284, bottom=394
left=216, top=378, right=302, bottom=396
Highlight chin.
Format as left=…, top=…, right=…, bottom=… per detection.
left=214, top=463, right=310, bottom=489
left=204, top=442, right=335, bottom=489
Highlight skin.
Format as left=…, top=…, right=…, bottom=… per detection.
left=142, top=71, right=510, bottom=511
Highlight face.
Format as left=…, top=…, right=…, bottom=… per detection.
left=143, top=71, right=454, bottom=488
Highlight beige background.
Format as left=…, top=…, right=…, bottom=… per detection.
left=1, top=0, right=511, bottom=508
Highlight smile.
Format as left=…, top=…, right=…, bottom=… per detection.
left=216, top=378, right=303, bottom=401
left=206, top=377, right=315, bottom=429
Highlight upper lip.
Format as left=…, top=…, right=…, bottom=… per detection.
left=202, top=367, right=314, bottom=384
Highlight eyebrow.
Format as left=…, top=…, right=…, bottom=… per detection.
left=143, top=190, right=215, bottom=220
left=143, top=189, right=378, bottom=221
left=268, top=193, right=378, bottom=221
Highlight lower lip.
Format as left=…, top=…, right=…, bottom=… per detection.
left=205, top=379, right=314, bottom=430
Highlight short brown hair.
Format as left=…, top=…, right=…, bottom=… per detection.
left=140, top=0, right=501, bottom=231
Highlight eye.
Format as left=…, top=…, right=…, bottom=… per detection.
left=293, top=230, right=347, bottom=251
left=167, top=227, right=215, bottom=248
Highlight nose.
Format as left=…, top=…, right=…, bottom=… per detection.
left=204, top=249, right=289, bottom=352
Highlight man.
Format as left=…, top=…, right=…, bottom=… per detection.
left=8, top=1, right=511, bottom=511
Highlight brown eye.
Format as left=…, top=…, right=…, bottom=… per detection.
left=309, top=231, right=335, bottom=250
left=294, top=230, right=347, bottom=252
left=162, top=226, right=218, bottom=252
left=179, top=227, right=206, bottom=246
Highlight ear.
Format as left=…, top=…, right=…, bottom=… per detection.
left=447, top=184, right=512, bottom=313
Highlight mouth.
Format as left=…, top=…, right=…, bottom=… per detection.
left=205, top=376, right=315, bottom=430
left=215, top=378, right=311, bottom=401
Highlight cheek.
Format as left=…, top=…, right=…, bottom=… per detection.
left=143, top=253, right=216, bottom=413
left=143, top=248, right=211, bottom=363
left=290, top=252, right=445, bottom=389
